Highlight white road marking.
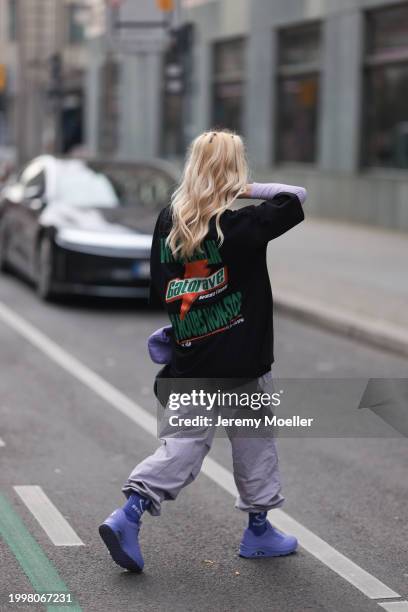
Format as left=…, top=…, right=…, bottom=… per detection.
left=0, top=302, right=157, bottom=437
left=201, top=458, right=401, bottom=601
left=378, top=603, right=408, bottom=611
left=0, top=437, right=5, bottom=447
left=14, top=485, right=84, bottom=546
left=0, top=300, right=402, bottom=604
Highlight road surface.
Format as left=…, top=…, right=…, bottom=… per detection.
left=0, top=272, right=407, bottom=612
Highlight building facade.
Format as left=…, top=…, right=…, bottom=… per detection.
left=84, top=0, right=170, bottom=161
left=0, top=0, right=89, bottom=165
left=85, top=0, right=408, bottom=230
left=179, top=0, right=408, bottom=230
left=2, top=1, right=408, bottom=229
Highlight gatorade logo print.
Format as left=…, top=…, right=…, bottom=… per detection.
left=165, top=260, right=228, bottom=320
left=162, top=243, right=244, bottom=344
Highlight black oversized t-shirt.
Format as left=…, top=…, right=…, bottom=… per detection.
left=149, top=193, right=304, bottom=379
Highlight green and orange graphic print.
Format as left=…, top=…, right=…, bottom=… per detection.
left=160, top=239, right=244, bottom=345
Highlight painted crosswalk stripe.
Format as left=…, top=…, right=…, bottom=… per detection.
left=0, top=437, right=5, bottom=447
left=0, top=493, right=82, bottom=611
left=0, top=299, right=403, bottom=606
left=378, top=603, right=408, bottom=611
left=14, top=486, right=84, bottom=547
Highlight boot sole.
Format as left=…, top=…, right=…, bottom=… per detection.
left=99, top=524, right=143, bottom=572
left=239, top=543, right=297, bottom=558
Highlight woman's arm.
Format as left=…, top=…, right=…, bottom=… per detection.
left=240, top=182, right=307, bottom=205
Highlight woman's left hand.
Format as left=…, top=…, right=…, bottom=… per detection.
left=237, top=184, right=253, bottom=198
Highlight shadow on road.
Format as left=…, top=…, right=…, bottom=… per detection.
left=1, top=267, right=164, bottom=314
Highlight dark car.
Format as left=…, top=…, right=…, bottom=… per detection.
left=0, top=155, right=179, bottom=299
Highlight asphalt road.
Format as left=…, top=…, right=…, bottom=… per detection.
left=0, top=271, right=407, bottom=612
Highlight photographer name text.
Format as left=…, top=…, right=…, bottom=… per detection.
left=168, top=415, right=314, bottom=429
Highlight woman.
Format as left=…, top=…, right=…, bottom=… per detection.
left=99, top=130, right=307, bottom=572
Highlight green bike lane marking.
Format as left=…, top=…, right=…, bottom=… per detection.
left=0, top=493, right=82, bottom=611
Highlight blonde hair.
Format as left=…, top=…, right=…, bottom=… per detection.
left=167, top=130, right=249, bottom=260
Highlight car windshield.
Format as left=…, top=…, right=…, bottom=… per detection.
left=54, top=161, right=120, bottom=208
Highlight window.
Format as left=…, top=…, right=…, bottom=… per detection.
left=20, top=161, right=46, bottom=200
left=276, top=22, right=321, bottom=163
left=20, top=160, right=45, bottom=187
left=212, top=38, right=246, bottom=133
left=68, top=3, right=86, bottom=44
left=0, top=65, right=7, bottom=145
left=25, top=171, right=45, bottom=194
left=161, top=23, right=194, bottom=158
left=53, top=162, right=119, bottom=208
left=8, top=0, right=17, bottom=41
left=363, top=4, right=408, bottom=169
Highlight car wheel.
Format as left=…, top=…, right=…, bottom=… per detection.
left=0, top=219, right=10, bottom=273
left=37, top=237, right=55, bottom=301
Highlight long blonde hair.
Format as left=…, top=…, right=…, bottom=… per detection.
left=167, top=130, right=249, bottom=260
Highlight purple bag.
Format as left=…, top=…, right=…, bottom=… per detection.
left=147, top=325, right=172, bottom=364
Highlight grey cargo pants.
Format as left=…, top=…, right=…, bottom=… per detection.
left=122, top=371, right=284, bottom=515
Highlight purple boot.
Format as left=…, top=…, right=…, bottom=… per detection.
left=99, top=508, right=144, bottom=572
left=239, top=521, right=298, bottom=558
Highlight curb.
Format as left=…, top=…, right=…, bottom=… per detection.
left=274, top=289, right=408, bottom=359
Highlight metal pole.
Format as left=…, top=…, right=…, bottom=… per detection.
left=173, top=0, right=181, bottom=30
left=53, top=1, right=65, bottom=154
left=15, top=0, right=28, bottom=165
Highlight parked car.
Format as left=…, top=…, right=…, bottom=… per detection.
left=0, top=155, right=179, bottom=299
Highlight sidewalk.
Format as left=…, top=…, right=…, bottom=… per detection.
left=267, top=218, right=408, bottom=357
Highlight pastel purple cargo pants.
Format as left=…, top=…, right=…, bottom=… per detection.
left=122, top=371, right=284, bottom=515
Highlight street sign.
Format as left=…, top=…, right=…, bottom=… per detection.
left=156, top=0, right=174, bottom=10
left=107, top=0, right=170, bottom=54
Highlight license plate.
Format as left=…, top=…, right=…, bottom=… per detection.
left=132, top=261, right=150, bottom=278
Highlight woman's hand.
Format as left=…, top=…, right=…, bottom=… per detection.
left=237, top=184, right=253, bottom=199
